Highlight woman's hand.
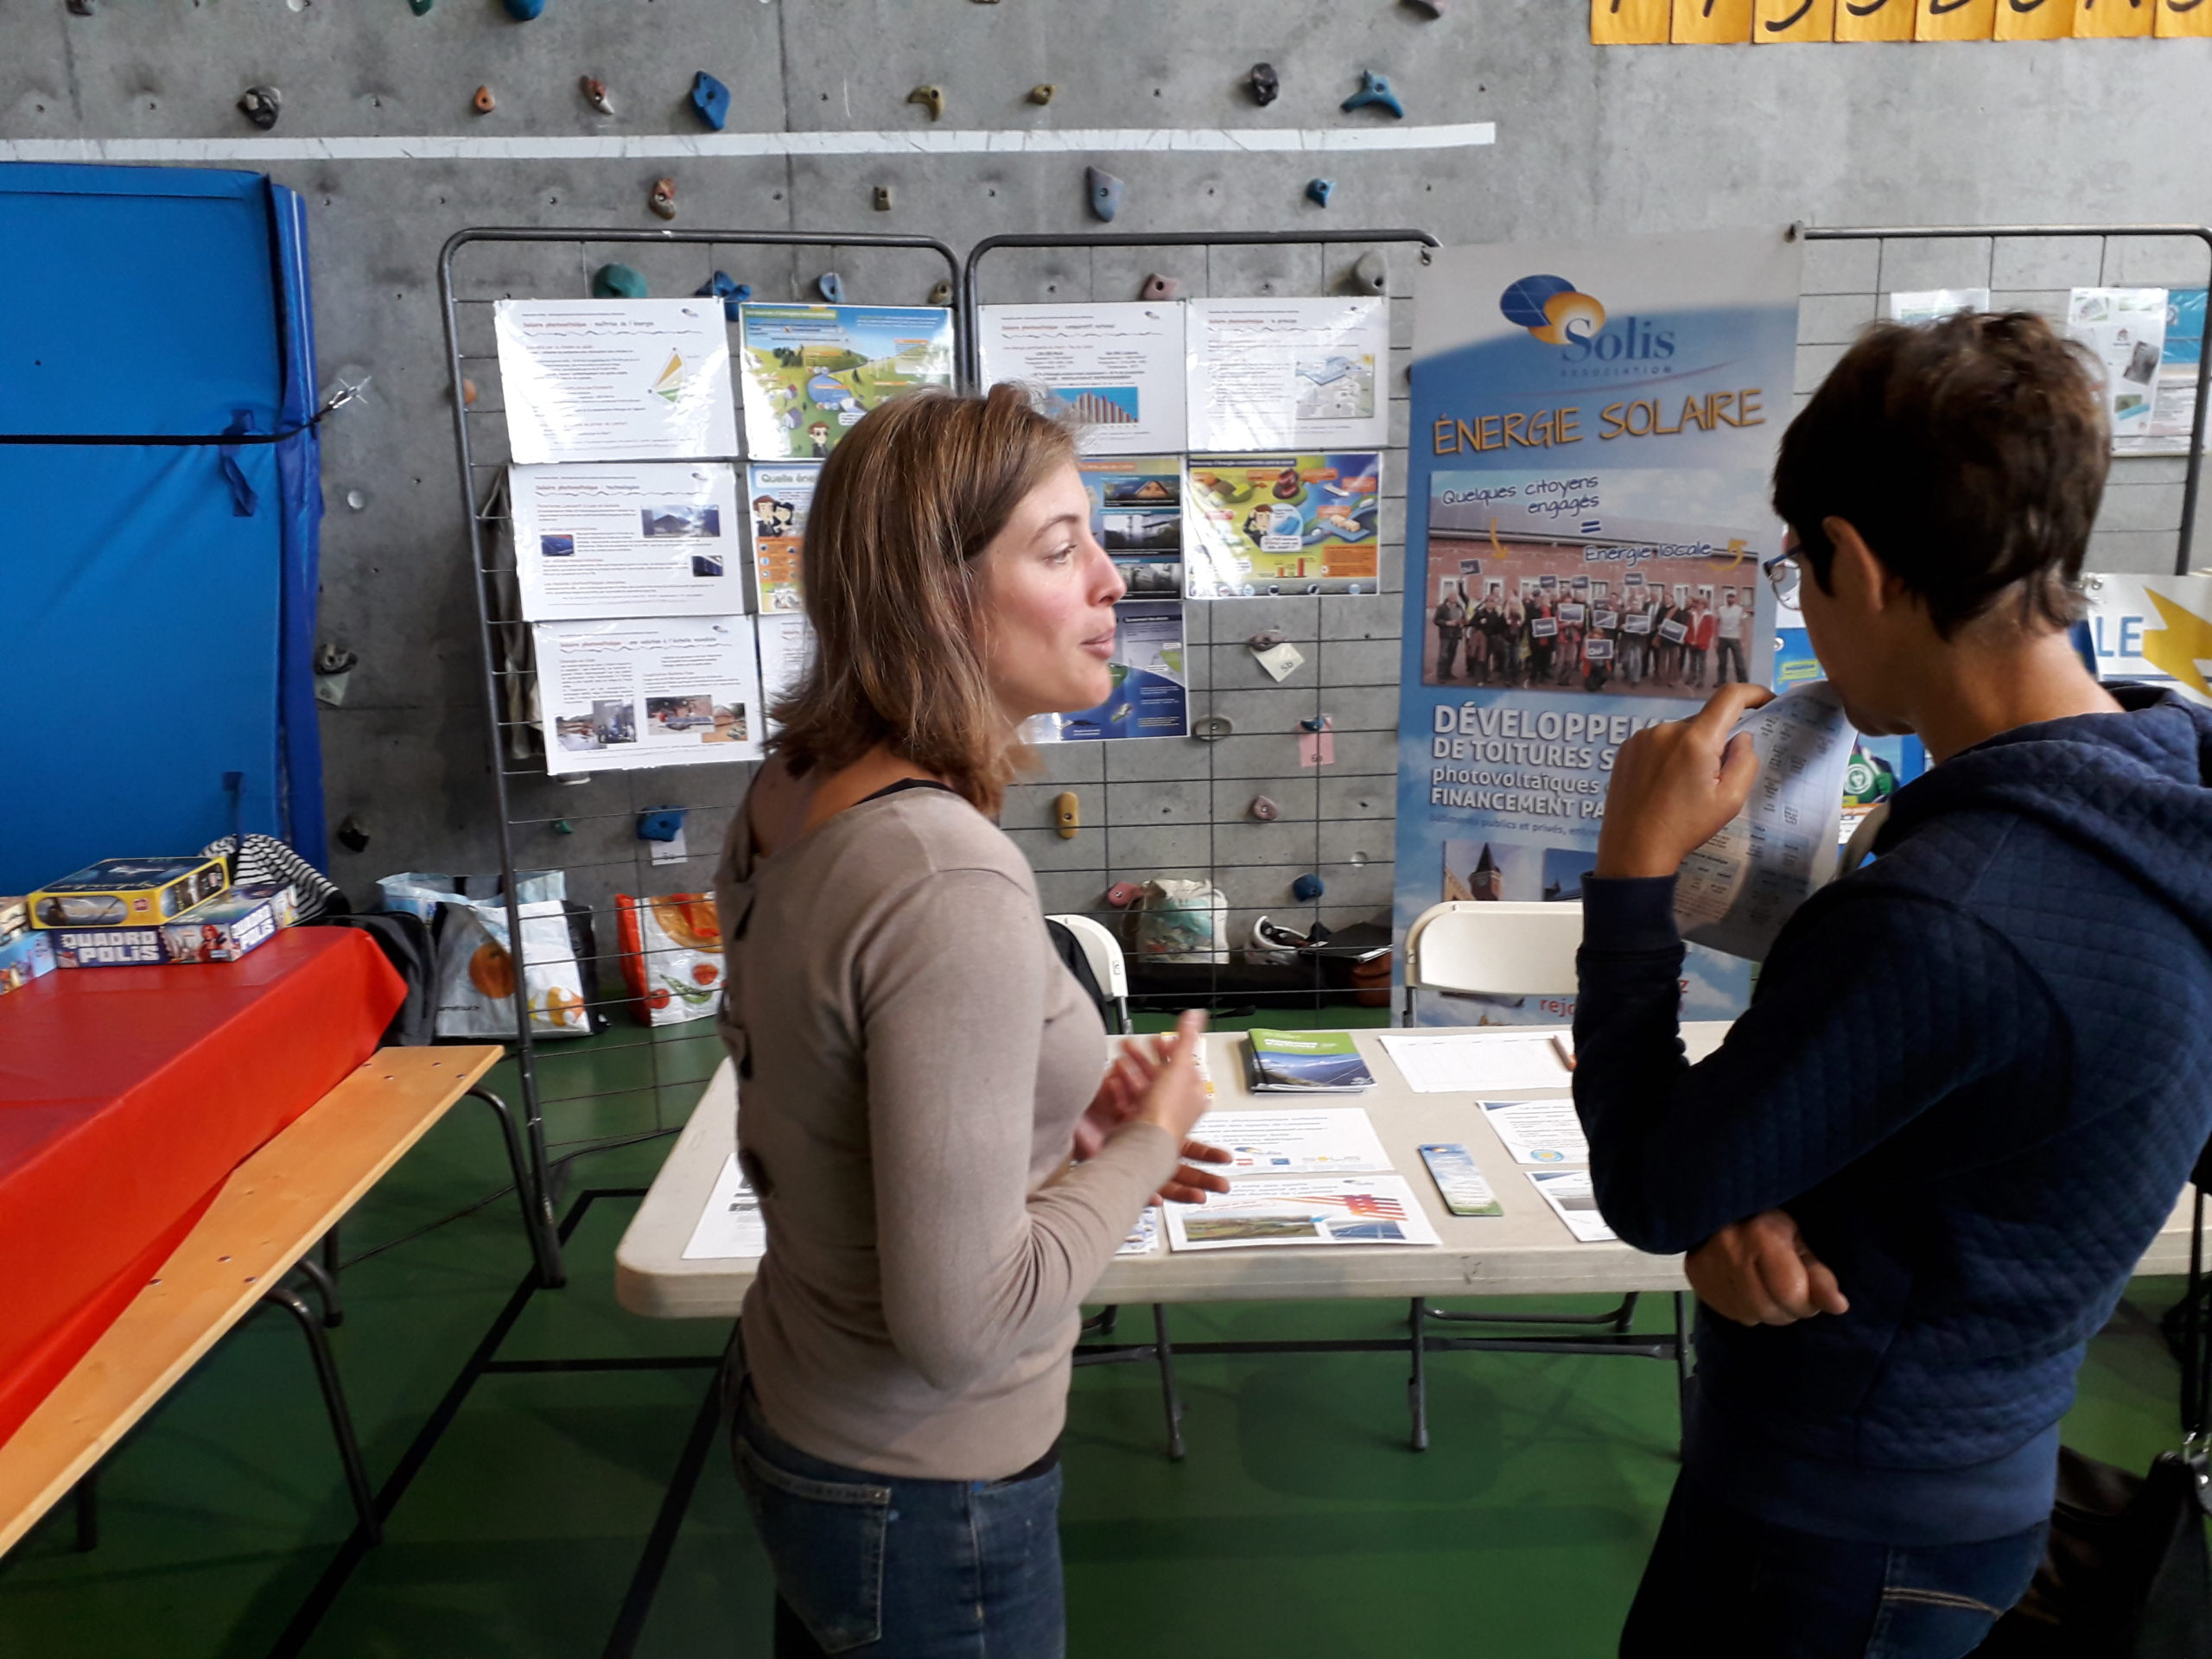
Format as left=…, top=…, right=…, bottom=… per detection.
left=1074, top=1011, right=1230, bottom=1203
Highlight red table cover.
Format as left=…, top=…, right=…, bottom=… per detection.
left=0, top=929, right=406, bottom=1445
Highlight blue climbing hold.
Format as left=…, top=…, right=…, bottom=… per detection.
left=1086, top=166, right=1123, bottom=224
left=1341, top=68, right=1405, bottom=119
left=1306, top=178, right=1335, bottom=208
left=817, top=271, right=845, bottom=304
left=1292, top=874, right=1326, bottom=902
left=638, top=808, right=687, bottom=842
left=690, top=71, right=732, bottom=130
left=501, top=0, right=543, bottom=19
left=591, top=263, right=649, bottom=299
left=696, top=270, right=752, bottom=321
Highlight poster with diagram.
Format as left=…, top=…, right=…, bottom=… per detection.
left=978, top=302, right=1187, bottom=454
left=746, top=463, right=817, bottom=613
left=1026, top=601, right=1189, bottom=744
left=2067, top=289, right=2168, bottom=450
left=1077, top=456, right=1184, bottom=600
left=1185, top=453, right=1382, bottom=597
left=1185, top=298, right=1389, bottom=450
left=534, top=615, right=763, bottom=772
left=494, top=298, right=738, bottom=465
left=510, top=461, right=744, bottom=620
left=736, top=304, right=955, bottom=459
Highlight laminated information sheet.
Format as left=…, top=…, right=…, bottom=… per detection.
left=2068, top=289, right=2169, bottom=452
left=1673, top=680, right=1857, bottom=961
left=534, top=614, right=764, bottom=772
left=746, top=462, right=818, bottom=613
left=1026, top=601, right=1188, bottom=742
left=1185, top=297, right=1390, bottom=450
left=754, top=613, right=815, bottom=740
left=683, top=1154, right=767, bottom=1259
left=1080, top=456, right=1185, bottom=601
left=979, top=302, right=1188, bottom=454
left=1188, top=1107, right=1393, bottom=1177
left=1162, top=1175, right=1442, bottom=1252
left=511, top=461, right=745, bottom=620
left=1185, top=453, right=1383, bottom=597
left=495, top=298, right=738, bottom=464
left=737, top=303, right=954, bottom=459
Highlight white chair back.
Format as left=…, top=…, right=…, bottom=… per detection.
left=1402, top=900, right=1583, bottom=999
left=1047, top=912, right=1132, bottom=1032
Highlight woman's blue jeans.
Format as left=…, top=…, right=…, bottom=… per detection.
left=1621, top=1473, right=2047, bottom=1659
left=733, top=1391, right=1065, bottom=1657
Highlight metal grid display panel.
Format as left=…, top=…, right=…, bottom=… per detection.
left=436, top=227, right=962, bottom=1173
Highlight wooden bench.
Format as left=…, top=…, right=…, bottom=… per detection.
left=0, top=1044, right=524, bottom=1560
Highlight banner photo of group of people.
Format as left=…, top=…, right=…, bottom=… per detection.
left=1394, top=229, right=1804, bottom=1026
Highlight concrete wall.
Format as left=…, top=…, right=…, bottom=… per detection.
left=8, top=2, right=2207, bottom=973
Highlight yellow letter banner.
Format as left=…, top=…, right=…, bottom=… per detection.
left=1994, top=0, right=2075, bottom=33
left=2158, top=0, right=2212, bottom=35
left=1675, top=0, right=1758, bottom=37
left=1918, top=0, right=1998, bottom=35
left=1754, top=0, right=1838, bottom=36
left=1836, top=0, right=1917, bottom=37
left=2075, top=0, right=2154, bottom=31
left=1593, top=0, right=1673, bottom=41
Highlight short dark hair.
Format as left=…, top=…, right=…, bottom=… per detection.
left=1771, top=311, right=2107, bottom=639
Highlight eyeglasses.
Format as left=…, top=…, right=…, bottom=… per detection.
left=1764, top=550, right=1802, bottom=607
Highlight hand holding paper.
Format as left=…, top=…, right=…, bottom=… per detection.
left=1594, top=684, right=1774, bottom=879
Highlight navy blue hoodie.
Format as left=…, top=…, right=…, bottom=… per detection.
left=1573, top=687, right=2212, bottom=1544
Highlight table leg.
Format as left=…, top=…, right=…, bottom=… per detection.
left=467, top=1085, right=566, bottom=1288
left=318, top=1228, right=343, bottom=1327
left=1151, top=1305, right=1185, bottom=1463
left=1408, top=1297, right=1429, bottom=1453
left=73, top=1467, right=98, bottom=1553
left=295, top=1254, right=344, bottom=1331
left=264, top=1287, right=383, bottom=1546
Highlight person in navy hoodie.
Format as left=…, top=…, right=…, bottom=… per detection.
left=1573, top=310, right=2212, bottom=1659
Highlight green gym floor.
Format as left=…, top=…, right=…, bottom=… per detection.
left=0, top=1017, right=2195, bottom=1658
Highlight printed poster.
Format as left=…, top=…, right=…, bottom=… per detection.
left=2081, top=575, right=2212, bottom=708
left=1027, top=601, right=1190, bottom=743
left=754, top=612, right=815, bottom=739
left=2120, top=289, right=2207, bottom=457
left=2067, top=289, right=2168, bottom=451
left=978, top=302, right=1187, bottom=454
left=737, top=304, right=955, bottom=460
left=1185, top=453, right=1383, bottom=598
left=1079, top=456, right=1184, bottom=601
left=494, top=298, right=738, bottom=465
left=1185, top=298, right=1390, bottom=450
left=534, top=614, right=764, bottom=772
left=747, top=463, right=818, bottom=613
left=1395, top=229, right=1802, bottom=1027
left=510, top=461, right=743, bottom=620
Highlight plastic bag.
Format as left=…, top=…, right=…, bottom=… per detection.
left=1130, top=879, right=1229, bottom=963
left=378, top=869, right=566, bottom=924
left=433, top=895, right=592, bottom=1039
left=615, top=893, right=723, bottom=1027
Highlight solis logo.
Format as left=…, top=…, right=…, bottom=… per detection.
left=1500, top=275, right=1675, bottom=364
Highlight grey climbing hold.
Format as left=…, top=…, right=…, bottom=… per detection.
left=1140, top=272, right=1179, bottom=302
left=649, top=177, right=677, bottom=220
left=502, top=0, right=543, bottom=17
left=336, top=815, right=370, bottom=854
left=907, top=85, right=945, bottom=122
left=1249, top=796, right=1281, bottom=823
left=696, top=271, right=751, bottom=320
left=817, top=271, right=845, bottom=304
left=1292, top=873, right=1325, bottom=902
left=1404, top=0, right=1444, bottom=15
left=1351, top=250, right=1389, bottom=296
left=927, top=279, right=954, bottom=307
left=1028, top=84, right=1057, bottom=105
left=67, top=0, right=94, bottom=12
left=237, top=86, right=281, bottom=130
left=1249, top=62, right=1280, bottom=105
left=1341, top=68, right=1405, bottom=118
left=873, top=184, right=893, bottom=212
left=1086, top=166, right=1123, bottom=224
left=1192, top=715, right=1234, bottom=742
left=1306, top=178, right=1335, bottom=208
left=690, top=71, right=732, bottom=130
left=580, top=75, right=614, bottom=116
left=1247, top=629, right=1285, bottom=652
left=472, top=85, right=496, bottom=116
left=1300, top=715, right=1332, bottom=733
left=592, top=263, right=649, bottom=299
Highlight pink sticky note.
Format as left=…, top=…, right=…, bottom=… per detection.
left=1299, top=725, right=1336, bottom=768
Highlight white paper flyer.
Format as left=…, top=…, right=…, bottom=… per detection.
left=2068, top=288, right=2168, bottom=451
left=979, top=302, right=1188, bottom=454
left=534, top=614, right=765, bottom=772
left=747, top=462, right=818, bottom=614
left=754, top=613, right=816, bottom=739
left=511, top=461, right=744, bottom=620
left=1162, top=1174, right=1442, bottom=1252
left=494, top=298, right=739, bottom=465
left=1528, top=1168, right=1615, bottom=1244
left=683, top=1154, right=767, bottom=1260
left=1185, top=297, right=1390, bottom=450
left=1189, top=1108, right=1394, bottom=1178
left=1673, top=680, right=1857, bottom=961
left=1480, top=1098, right=1590, bottom=1166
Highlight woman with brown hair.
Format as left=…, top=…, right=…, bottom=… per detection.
left=714, top=384, right=1222, bottom=1657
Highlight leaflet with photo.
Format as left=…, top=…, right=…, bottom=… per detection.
left=1245, top=1028, right=1377, bottom=1092
left=738, top=303, right=955, bottom=459
left=1162, top=1174, right=1443, bottom=1252
left=511, top=461, right=744, bottom=620
left=535, top=614, right=764, bottom=772
left=1185, top=297, right=1390, bottom=449
left=747, top=462, right=817, bottom=613
left=1079, top=456, right=1184, bottom=601
left=1480, top=1098, right=1588, bottom=1166
left=2067, top=288, right=2168, bottom=452
left=495, top=298, right=738, bottom=464
left=1116, top=1208, right=1162, bottom=1257
left=979, top=302, right=1187, bottom=454
left=1189, top=1107, right=1394, bottom=1177
left=1529, top=1167, right=1615, bottom=1243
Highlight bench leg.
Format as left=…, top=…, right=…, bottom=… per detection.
left=1408, top=1297, right=1430, bottom=1452
left=296, top=1253, right=343, bottom=1331
left=467, top=1085, right=566, bottom=1289
left=1152, top=1305, right=1185, bottom=1463
left=73, top=1468, right=98, bottom=1553
left=264, top=1287, right=384, bottom=1546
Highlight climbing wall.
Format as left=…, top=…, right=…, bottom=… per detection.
left=5, top=2, right=2207, bottom=1133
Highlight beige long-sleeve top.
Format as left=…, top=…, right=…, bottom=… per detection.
left=714, top=781, right=1178, bottom=1480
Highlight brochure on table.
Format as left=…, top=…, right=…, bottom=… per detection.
left=534, top=614, right=764, bottom=772
left=1378, top=1029, right=1574, bottom=1093
left=737, top=303, right=955, bottom=460
left=495, top=298, right=738, bottom=465
left=747, top=462, right=817, bottom=613
left=1528, top=1168, right=1615, bottom=1243
left=511, top=461, right=745, bottom=620
left=1185, top=452, right=1383, bottom=597
left=1480, top=1098, right=1591, bottom=1166
left=683, top=1154, right=767, bottom=1259
left=1161, top=1174, right=1444, bottom=1252
left=1190, top=1106, right=1393, bottom=1176
left=1395, top=228, right=1802, bottom=1027
left=978, top=302, right=1187, bottom=454
left=1079, top=456, right=1185, bottom=601
left=1185, top=297, right=1390, bottom=451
